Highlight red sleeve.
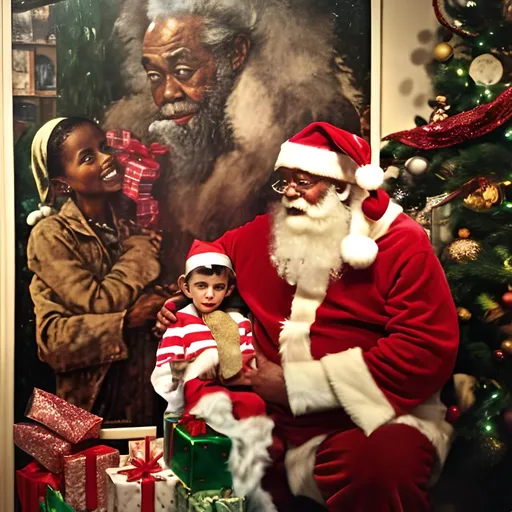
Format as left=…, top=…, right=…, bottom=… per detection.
left=364, top=250, right=459, bottom=414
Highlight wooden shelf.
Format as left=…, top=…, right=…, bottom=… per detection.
left=12, top=40, right=56, bottom=47
left=13, top=92, right=57, bottom=98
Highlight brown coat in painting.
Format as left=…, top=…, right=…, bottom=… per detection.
left=27, top=199, right=161, bottom=412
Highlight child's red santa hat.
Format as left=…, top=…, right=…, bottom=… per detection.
left=185, top=240, right=234, bottom=276
left=274, top=121, right=389, bottom=269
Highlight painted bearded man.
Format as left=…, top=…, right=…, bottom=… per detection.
left=104, top=0, right=362, bottom=279
left=156, top=122, right=459, bottom=511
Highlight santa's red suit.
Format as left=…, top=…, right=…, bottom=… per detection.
left=215, top=208, right=458, bottom=510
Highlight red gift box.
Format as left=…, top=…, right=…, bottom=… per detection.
left=26, top=388, right=102, bottom=444
left=14, top=424, right=72, bottom=474
left=16, top=461, right=62, bottom=512
left=64, top=445, right=120, bottom=511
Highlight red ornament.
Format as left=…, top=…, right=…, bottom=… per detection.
left=383, top=87, right=512, bottom=150
left=502, top=292, right=512, bottom=308
left=445, top=405, right=461, bottom=424
left=494, top=350, right=505, bottom=360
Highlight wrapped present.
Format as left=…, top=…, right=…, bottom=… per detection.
left=106, top=129, right=168, bottom=228
left=39, top=486, right=75, bottom=512
left=106, top=455, right=179, bottom=512
left=170, top=420, right=232, bottom=493
left=16, top=461, right=62, bottom=512
left=26, top=388, right=102, bottom=444
left=14, top=424, right=72, bottom=474
left=175, top=483, right=246, bottom=512
left=163, top=415, right=180, bottom=468
left=63, top=445, right=120, bottom=512
left=128, top=437, right=163, bottom=463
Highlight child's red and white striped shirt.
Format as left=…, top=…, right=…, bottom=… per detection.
left=155, top=303, right=254, bottom=367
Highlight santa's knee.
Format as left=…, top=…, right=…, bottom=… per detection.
left=353, top=424, right=435, bottom=492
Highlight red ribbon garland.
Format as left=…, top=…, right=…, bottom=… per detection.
left=383, top=86, right=512, bottom=150
left=178, top=413, right=207, bottom=437
left=118, top=436, right=165, bottom=512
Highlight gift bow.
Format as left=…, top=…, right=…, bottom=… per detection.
left=118, top=452, right=164, bottom=482
left=179, top=413, right=208, bottom=437
left=106, top=129, right=168, bottom=165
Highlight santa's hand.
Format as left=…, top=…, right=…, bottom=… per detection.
left=153, top=299, right=179, bottom=337
left=246, top=353, right=289, bottom=408
left=221, top=370, right=253, bottom=388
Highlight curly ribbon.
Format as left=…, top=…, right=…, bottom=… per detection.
left=118, top=437, right=165, bottom=512
left=432, top=0, right=478, bottom=38
left=383, top=87, right=512, bottom=150
left=178, top=413, right=208, bottom=437
left=434, top=177, right=490, bottom=208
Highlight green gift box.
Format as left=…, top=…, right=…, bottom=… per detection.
left=170, top=423, right=232, bottom=493
left=175, top=482, right=246, bottom=512
left=164, top=414, right=181, bottom=467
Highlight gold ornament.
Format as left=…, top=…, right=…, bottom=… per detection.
left=446, top=239, right=481, bottom=264
left=504, top=257, right=512, bottom=270
left=484, top=305, right=505, bottom=323
left=463, top=183, right=501, bottom=212
left=458, top=228, right=471, bottom=239
left=501, top=340, right=512, bottom=355
left=457, top=307, right=472, bottom=321
left=434, top=42, right=454, bottom=62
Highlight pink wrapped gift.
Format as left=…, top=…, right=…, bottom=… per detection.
left=26, top=388, right=102, bottom=444
left=13, top=423, right=72, bottom=474
left=128, top=437, right=163, bottom=463
left=64, top=445, right=120, bottom=512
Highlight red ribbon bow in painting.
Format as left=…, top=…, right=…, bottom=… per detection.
left=118, top=436, right=165, bottom=512
left=178, top=413, right=208, bottom=437
left=106, top=129, right=169, bottom=229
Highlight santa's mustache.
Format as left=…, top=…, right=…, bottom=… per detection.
left=282, top=196, right=309, bottom=212
left=158, top=100, right=200, bottom=120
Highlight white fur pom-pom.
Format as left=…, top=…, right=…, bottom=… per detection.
left=27, top=210, right=43, bottom=226
left=340, top=234, right=379, bottom=269
left=355, top=164, right=384, bottom=190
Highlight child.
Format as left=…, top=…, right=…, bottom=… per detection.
left=27, top=117, right=168, bottom=426
left=151, top=240, right=267, bottom=420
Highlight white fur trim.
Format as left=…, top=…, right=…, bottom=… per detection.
left=274, top=141, right=359, bottom=182
left=191, top=393, right=277, bottom=511
left=283, top=360, right=339, bottom=415
left=321, top=347, right=396, bottom=435
left=355, top=164, right=384, bottom=190
left=285, top=435, right=327, bottom=505
left=340, top=234, right=379, bottom=269
left=185, top=252, right=233, bottom=276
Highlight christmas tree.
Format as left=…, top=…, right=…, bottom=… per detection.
left=382, top=1, right=512, bottom=509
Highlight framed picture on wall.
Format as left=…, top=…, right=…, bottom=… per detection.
left=12, top=48, right=34, bottom=96
left=12, top=12, right=33, bottom=43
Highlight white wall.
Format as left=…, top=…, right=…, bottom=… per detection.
left=381, top=0, right=439, bottom=136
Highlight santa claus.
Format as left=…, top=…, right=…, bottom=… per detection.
left=156, top=122, right=459, bottom=511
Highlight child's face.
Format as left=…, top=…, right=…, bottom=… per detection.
left=182, top=269, right=233, bottom=315
left=57, top=123, right=123, bottom=197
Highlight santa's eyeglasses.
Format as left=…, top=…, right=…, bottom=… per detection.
left=271, top=177, right=318, bottom=195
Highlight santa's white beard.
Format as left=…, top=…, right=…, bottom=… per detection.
left=270, top=188, right=350, bottom=288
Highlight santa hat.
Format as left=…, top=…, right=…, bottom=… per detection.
left=274, top=122, right=388, bottom=269
left=185, top=240, right=234, bottom=276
